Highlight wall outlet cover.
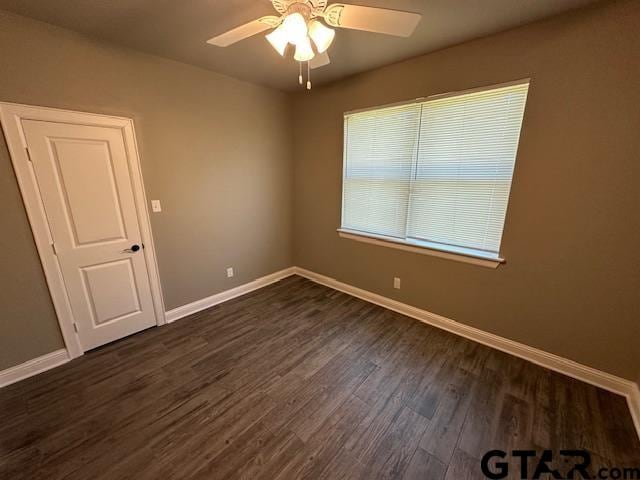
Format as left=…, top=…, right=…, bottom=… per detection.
left=226, top=267, right=234, bottom=278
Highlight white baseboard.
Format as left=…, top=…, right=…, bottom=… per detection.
left=630, top=383, right=640, bottom=440
left=2, top=266, right=638, bottom=440
left=293, top=267, right=640, bottom=439
left=165, top=267, right=297, bottom=323
left=0, top=349, right=69, bottom=388
left=0, top=268, right=297, bottom=389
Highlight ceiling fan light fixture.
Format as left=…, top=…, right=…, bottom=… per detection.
left=281, top=12, right=308, bottom=45
left=266, top=25, right=289, bottom=56
left=294, top=36, right=315, bottom=62
left=308, top=20, right=335, bottom=53
left=207, top=0, right=424, bottom=90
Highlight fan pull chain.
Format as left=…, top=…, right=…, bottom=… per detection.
left=298, top=62, right=303, bottom=85
left=306, top=61, right=312, bottom=90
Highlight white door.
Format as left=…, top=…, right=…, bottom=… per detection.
left=22, top=120, right=157, bottom=351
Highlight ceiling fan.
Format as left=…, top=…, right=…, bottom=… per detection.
left=207, top=0, right=422, bottom=89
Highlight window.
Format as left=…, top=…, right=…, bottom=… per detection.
left=340, top=80, right=529, bottom=264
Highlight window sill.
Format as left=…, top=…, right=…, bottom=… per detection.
left=337, top=229, right=504, bottom=269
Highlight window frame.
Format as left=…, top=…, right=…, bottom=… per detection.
left=339, top=79, right=530, bottom=268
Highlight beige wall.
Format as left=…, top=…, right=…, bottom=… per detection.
left=0, top=11, right=293, bottom=369
left=292, top=0, right=640, bottom=380
left=2, top=1, right=638, bottom=382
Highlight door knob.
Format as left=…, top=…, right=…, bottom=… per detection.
left=123, top=244, right=141, bottom=253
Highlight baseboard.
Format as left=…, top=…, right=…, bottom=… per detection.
left=0, top=268, right=297, bottom=388
left=165, top=267, right=297, bottom=323
left=2, top=267, right=637, bottom=440
left=293, top=267, right=640, bottom=439
left=0, top=349, right=70, bottom=388
left=629, top=383, right=640, bottom=440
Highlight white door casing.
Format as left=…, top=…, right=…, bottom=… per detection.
left=0, top=103, right=165, bottom=357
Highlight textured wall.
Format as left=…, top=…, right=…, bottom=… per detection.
left=291, top=0, right=640, bottom=380
left=0, top=11, right=294, bottom=369
left=2, top=1, right=638, bottom=382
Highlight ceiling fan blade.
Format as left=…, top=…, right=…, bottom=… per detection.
left=207, top=16, right=281, bottom=47
left=323, top=4, right=421, bottom=37
left=310, top=51, right=331, bottom=69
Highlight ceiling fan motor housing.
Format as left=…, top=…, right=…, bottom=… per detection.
left=273, top=0, right=328, bottom=18
left=288, top=3, right=312, bottom=20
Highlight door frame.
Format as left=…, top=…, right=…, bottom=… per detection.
left=0, top=102, right=166, bottom=359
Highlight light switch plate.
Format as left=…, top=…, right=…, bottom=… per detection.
left=151, top=200, right=162, bottom=213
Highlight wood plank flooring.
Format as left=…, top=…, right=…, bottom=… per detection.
left=1, top=275, right=638, bottom=479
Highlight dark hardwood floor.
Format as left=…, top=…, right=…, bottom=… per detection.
left=1, top=275, right=638, bottom=479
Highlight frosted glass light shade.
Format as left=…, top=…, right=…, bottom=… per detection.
left=281, top=12, right=308, bottom=45
left=294, top=36, right=315, bottom=62
left=266, top=25, right=288, bottom=56
left=308, top=20, right=335, bottom=53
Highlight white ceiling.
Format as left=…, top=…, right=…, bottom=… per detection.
left=0, top=0, right=601, bottom=91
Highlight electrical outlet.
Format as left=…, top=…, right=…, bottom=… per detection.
left=394, top=277, right=401, bottom=289
left=151, top=200, right=162, bottom=213
left=226, top=267, right=234, bottom=278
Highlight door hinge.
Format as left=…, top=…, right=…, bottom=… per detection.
left=25, top=147, right=32, bottom=162
left=51, top=242, right=57, bottom=256
left=73, top=323, right=78, bottom=333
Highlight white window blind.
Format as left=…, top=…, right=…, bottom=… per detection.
left=341, top=81, right=529, bottom=259
left=342, top=103, right=421, bottom=238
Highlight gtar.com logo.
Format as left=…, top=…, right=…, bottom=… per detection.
left=480, top=450, right=640, bottom=479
